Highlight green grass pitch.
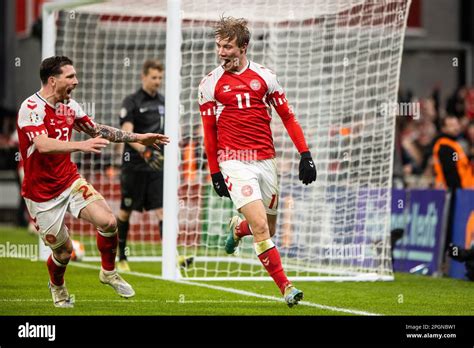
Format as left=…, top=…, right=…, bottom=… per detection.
left=0, top=226, right=473, bottom=316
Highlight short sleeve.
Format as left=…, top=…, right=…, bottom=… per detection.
left=17, top=102, right=48, bottom=143
left=18, top=103, right=46, bottom=130
left=198, top=75, right=216, bottom=106
left=265, top=69, right=285, bottom=96
left=119, top=95, right=136, bottom=126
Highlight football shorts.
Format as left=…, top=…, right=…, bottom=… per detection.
left=219, top=158, right=279, bottom=215
left=120, top=169, right=163, bottom=211
left=25, top=177, right=104, bottom=249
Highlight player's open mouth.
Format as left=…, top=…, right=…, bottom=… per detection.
left=221, top=59, right=231, bottom=68
left=66, top=87, right=74, bottom=96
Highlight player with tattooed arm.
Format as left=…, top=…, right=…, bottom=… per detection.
left=17, top=56, right=169, bottom=307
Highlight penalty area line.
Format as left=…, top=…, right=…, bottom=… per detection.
left=70, top=262, right=383, bottom=316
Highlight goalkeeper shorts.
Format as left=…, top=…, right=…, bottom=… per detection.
left=120, top=169, right=163, bottom=211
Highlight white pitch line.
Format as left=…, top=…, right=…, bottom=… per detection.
left=69, top=262, right=383, bottom=316
left=1, top=298, right=275, bottom=304
left=165, top=300, right=277, bottom=304
left=177, top=280, right=383, bottom=316
left=0, top=299, right=157, bottom=303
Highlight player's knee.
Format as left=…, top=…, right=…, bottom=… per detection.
left=249, top=219, right=269, bottom=237
left=53, top=242, right=73, bottom=262
left=99, top=215, right=117, bottom=233
left=54, top=251, right=72, bottom=263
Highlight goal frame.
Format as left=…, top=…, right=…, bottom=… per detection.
left=39, top=0, right=413, bottom=283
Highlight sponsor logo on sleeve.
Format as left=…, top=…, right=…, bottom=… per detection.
left=29, top=111, right=40, bottom=124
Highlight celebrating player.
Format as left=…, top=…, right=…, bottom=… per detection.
left=198, top=17, right=317, bottom=307
left=17, top=56, right=170, bottom=307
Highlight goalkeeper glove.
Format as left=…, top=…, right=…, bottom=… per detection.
left=299, top=151, right=317, bottom=185
left=142, top=146, right=164, bottom=171
left=211, top=172, right=230, bottom=198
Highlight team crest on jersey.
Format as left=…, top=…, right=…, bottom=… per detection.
left=223, top=85, right=231, bottom=93
left=124, top=198, right=132, bottom=207
left=250, top=79, right=261, bottom=91
left=29, top=111, right=40, bottom=124
left=66, top=115, right=74, bottom=125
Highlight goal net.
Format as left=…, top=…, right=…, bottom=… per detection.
left=48, top=0, right=411, bottom=281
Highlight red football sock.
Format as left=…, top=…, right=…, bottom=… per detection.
left=236, top=220, right=252, bottom=238
left=97, top=230, right=118, bottom=271
left=255, top=239, right=291, bottom=294
left=47, top=254, right=68, bottom=286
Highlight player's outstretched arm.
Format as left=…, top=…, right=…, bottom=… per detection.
left=33, top=133, right=109, bottom=154
left=84, top=123, right=170, bottom=149
left=119, top=121, right=163, bottom=171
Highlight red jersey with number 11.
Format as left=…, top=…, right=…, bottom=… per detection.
left=198, top=61, right=309, bottom=174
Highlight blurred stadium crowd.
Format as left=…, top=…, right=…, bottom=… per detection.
left=394, top=85, right=474, bottom=188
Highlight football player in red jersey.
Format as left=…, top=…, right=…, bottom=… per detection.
left=199, top=17, right=316, bottom=307
left=17, top=56, right=169, bottom=307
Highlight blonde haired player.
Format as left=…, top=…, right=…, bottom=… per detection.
left=199, top=17, right=316, bottom=307
left=17, top=56, right=169, bottom=307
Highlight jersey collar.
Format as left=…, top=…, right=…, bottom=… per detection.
left=227, top=60, right=250, bottom=75
left=35, top=92, right=57, bottom=109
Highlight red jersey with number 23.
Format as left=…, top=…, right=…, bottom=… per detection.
left=199, top=61, right=308, bottom=174
left=16, top=93, right=95, bottom=202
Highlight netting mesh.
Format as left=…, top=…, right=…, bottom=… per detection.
left=54, top=0, right=411, bottom=280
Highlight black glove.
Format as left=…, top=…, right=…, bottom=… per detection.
left=211, top=172, right=230, bottom=198
left=142, top=146, right=164, bottom=171
left=299, top=151, right=317, bottom=185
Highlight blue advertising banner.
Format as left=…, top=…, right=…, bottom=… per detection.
left=449, top=189, right=474, bottom=280
left=392, top=189, right=446, bottom=274
left=391, top=189, right=407, bottom=230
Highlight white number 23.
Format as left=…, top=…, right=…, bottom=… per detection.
left=55, top=127, right=69, bottom=141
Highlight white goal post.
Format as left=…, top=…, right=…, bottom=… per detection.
left=41, top=0, right=412, bottom=281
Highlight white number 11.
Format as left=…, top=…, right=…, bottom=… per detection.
left=236, top=93, right=251, bottom=109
